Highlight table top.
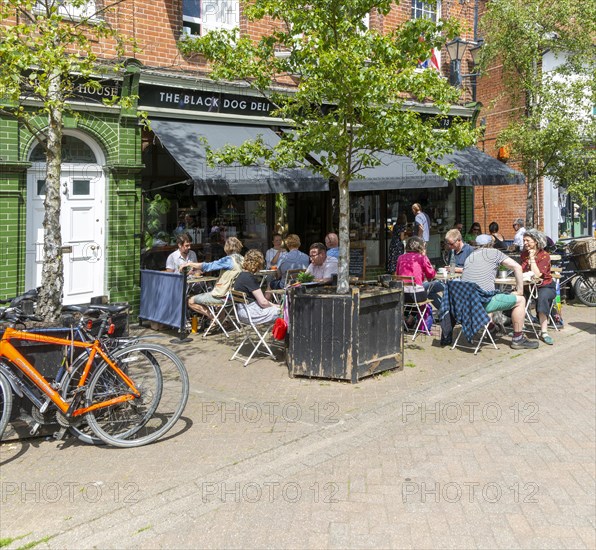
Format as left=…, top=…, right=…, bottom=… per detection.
left=434, top=272, right=462, bottom=281
left=187, top=276, right=218, bottom=284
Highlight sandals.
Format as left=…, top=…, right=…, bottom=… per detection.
left=540, top=332, right=554, bottom=345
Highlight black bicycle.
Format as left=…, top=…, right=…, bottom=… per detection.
left=552, top=243, right=596, bottom=307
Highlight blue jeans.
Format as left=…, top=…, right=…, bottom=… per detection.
left=423, top=280, right=444, bottom=310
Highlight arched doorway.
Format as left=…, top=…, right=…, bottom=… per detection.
left=25, top=132, right=106, bottom=305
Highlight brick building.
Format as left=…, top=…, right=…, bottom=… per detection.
left=0, top=0, right=525, bottom=309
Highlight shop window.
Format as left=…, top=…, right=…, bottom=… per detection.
left=29, top=135, right=97, bottom=164
left=183, top=0, right=240, bottom=37
left=350, top=193, right=381, bottom=267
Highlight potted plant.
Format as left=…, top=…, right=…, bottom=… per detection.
left=143, top=194, right=171, bottom=250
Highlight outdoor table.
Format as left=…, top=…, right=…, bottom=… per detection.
left=433, top=272, right=462, bottom=282
left=258, top=269, right=277, bottom=287
left=187, top=275, right=218, bottom=295
left=494, top=276, right=540, bottom=338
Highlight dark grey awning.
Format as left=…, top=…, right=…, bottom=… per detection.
left=151, top=120, right=328, bottom=195
left=349, top=151, right=448, bottom=191
left=349, top=147, right=525, bottom=190
left=439, top=147, right=525, bottom=186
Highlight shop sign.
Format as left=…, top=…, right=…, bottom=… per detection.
left=73, top=80, right=120, bottom=101
left=22, top=71, right=120, bottom=103
left=140, top=85, right=274, bottom=116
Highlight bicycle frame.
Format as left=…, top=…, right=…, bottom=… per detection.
left=0, top=327, right=141, bottom=418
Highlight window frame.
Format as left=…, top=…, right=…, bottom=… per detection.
left=35, top=1, right=99, bottom=22
left=183, top=0, right=240, bottom=37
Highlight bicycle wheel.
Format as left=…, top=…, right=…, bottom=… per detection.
left=60, top=350, right=106, bottom=445
left=574, top=275, right=596, bottom=306
left=0, top=369, right=13, bottom=440
left=85, top=343, right=188, bottom=448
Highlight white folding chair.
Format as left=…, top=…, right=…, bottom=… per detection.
left=394, top=275, right=434, bottom=341
left=444, top=280, right=498, bottom=355
left=451, top=320, right=498, bottom=355
left=229, top=290, right=277, bottom=366
left=202, top=291, right=240, bottom=338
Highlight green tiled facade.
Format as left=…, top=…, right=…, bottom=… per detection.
left=0, top=109, right=143, bottom=313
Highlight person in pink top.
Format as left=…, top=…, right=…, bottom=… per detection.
left=396, top=236, right=436, bottom=303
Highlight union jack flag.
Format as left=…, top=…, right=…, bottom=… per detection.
left=419, top=48, right=440, bottom=71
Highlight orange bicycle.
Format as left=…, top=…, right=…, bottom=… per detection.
left=0, top=304, right=188, bottom=448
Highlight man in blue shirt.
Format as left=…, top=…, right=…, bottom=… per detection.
left=444, top=229, right=474, bottom=271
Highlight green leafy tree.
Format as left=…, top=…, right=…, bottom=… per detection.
left=180, top=0, right=478, bottom=293
left=0, top=0, right=135, bottom=320
left=479, top=0, right=596, bottom=227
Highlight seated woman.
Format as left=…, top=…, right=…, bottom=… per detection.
left=489, top=221, right=507, bottom=250
left=464, top=222, right=482, bottom=244
left=520, top=229, right=556, bottom=345
left=396, top=236, right=436, bottom=304
left=234, top=250, right=280, bottom=324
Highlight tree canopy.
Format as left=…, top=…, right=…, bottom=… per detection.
left=0, top=0, right=134, bottom=320
left=479, top=0, right=596, bottom=221
left=180, top=0, right=478, bottom=292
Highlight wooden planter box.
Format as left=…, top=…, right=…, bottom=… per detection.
left=286, top=286, right=404, bottom=383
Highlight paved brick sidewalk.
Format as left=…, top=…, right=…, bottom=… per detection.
left=1, top=304, right=594, bottom=549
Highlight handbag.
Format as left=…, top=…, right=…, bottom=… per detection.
left=272, top=317, right=288, bottom=340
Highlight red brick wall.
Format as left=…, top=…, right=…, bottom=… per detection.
left=471, top=0, right=544, bottom=234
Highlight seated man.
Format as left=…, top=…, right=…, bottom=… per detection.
left=180, top=237, right=244, bottom=326
left=324, top=233, right=339, bottom=258
left=461, top=234, right=538, bottom=350
left=306, top=242, right=338, bottom=283
left=422, top=229, right=473, bottom=309
left=512, top=218, right=526, bottom=251
left=270, top=234, right=309, bottom=290
left=166, top=233, right=198, bottom=272
left=444, top=229, right=474, bottom=272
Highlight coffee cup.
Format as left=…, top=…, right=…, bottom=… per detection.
left=438, top=268, right=447, bottom=276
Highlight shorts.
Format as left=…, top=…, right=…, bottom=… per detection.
left=190, top=292, right=224, bottom=306
left=485, top=293, right=517, bottom=313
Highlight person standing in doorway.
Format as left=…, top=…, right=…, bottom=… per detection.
left=412, top=203, right=431, bottom=243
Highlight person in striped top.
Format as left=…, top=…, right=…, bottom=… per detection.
left=461, top=234, right=539, bottom=350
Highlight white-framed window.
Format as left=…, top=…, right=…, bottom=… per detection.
left=411, top=0, right=439, bottom=22
left=183, top=0, right=240, bottom=37
left=35, top=1, right=97, bottom=20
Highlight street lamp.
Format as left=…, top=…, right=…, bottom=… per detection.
left=446, top=37, right=469, bottom=87
left=446, top=37, right=483, bottom=100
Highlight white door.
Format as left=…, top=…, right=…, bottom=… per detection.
left=26, top=166, right=106, bottom=305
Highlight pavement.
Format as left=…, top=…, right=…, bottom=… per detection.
left=1, top=303, right=595, bottom=549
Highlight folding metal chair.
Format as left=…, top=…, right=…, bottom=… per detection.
left=394, top=275, right=434, bottom=341
left=444, top=280, right=498, bottom=355
left=202, top=291, right=240, bottom=338
left=451, top=320, right=498, bottom=355
left=229, top=290, right=277, bottom=366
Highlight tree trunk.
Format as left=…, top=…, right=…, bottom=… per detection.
left=336, top=171, right=350, bottom=294
left=525, top=160, right=537, bottom=230
left=36, top=73, right=64, bottom=321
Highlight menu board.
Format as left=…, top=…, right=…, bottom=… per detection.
left=349, top=246, right=366, bottom=279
